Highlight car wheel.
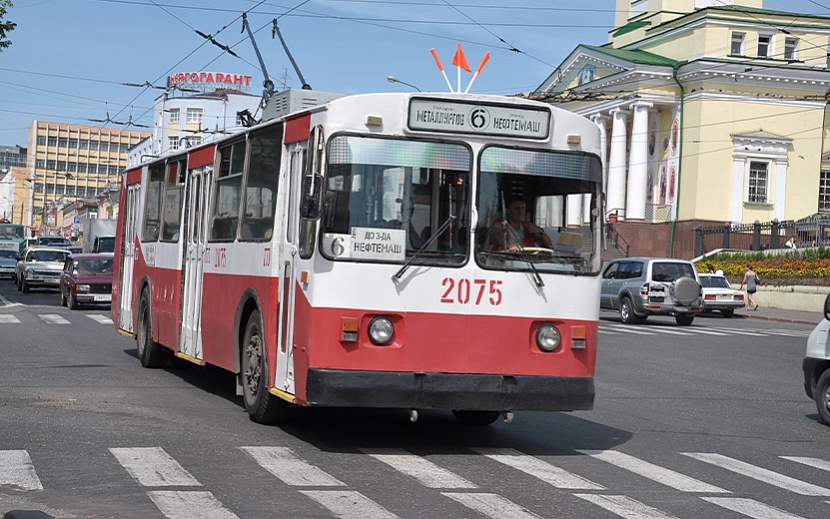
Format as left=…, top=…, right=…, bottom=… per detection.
left=619, top=297, right=637, bottom=324
left=67, top=292, right=77, bottom=310
left=21, top=277, right=29, bottom=293
left=721, top=309, right=734, bottom=318
left=242, top=309, right=290, bottom=424
left=452, top=410, right=501, bottom=426
left=16, top=276, right=21, bottom=291
left=60, top=289, right=67, bottom=307
left=136, top=289, right=168, bottom=368
left=675, top=313, right=695, bottom=326
left=816, top=370, right=830, bottom=426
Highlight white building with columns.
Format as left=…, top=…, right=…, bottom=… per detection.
left=533, top=0, right=830, bottom=228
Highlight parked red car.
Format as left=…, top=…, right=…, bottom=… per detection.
left=59, top=253, right=114, bottom=309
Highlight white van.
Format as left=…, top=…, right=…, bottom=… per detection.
left=802, top=293, right=830, bottom=426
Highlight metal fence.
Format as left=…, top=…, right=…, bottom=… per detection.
left=694, top=215, right=830, bottom=257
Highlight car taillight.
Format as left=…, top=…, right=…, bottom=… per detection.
left=641, top=282, right=649, bottom=296
left=704, top=294, right=716, bottom=300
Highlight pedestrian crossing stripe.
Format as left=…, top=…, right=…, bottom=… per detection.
left=0, top=315, right=20, bottom=323
left=4, top=447, right=830, bottom=519
left=39, top=314, right=70, bottom=325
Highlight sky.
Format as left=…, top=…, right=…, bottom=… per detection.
left=0, top=0, right=827, bottom=148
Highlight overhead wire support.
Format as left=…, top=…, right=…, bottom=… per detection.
left=272, top=18, right=311, bottom=90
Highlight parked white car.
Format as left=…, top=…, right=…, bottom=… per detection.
left=698, top=274, right=745, bottom=318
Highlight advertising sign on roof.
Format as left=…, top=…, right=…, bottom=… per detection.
left=408, top=98, right=551, bottom=140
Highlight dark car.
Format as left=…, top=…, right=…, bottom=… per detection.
left=59, top=253, right=114, bottom=309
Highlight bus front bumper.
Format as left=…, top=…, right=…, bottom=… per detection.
left=304, top=368, right=594, bottom=412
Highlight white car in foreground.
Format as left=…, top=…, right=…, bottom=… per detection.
left=803, top=294, right=830, bottom=426
left=699, top=274, right=745, bottom=318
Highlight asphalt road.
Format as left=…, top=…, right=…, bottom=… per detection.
left=0, top=280, right=828, bottom=519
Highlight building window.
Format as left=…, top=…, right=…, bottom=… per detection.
left=186, top=108, right=203, bottom=124
left=819, top=171, right=830, bottom=212
left=757, top=33, right=772, bottom=58
left=784, top=37, right=798, bottom=61
left=169, top=108, right=180, bottom=124
left=747, top=161, right=768, bottom=203
left=731, top=32, right=745, bottom=55
left=169, top=137, right=180, bottom=152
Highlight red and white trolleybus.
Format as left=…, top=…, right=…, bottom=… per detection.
left=112, top=92, right=604, bottom=425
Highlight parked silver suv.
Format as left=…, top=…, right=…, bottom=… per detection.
left=600, top=257, right=703, bottom=326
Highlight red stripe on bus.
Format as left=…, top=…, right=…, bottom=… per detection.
left=187, top=144, right=216, bottom=169
left=285, top=112, right=311, bottom=143
left=126, top=167, right=142, bottom=185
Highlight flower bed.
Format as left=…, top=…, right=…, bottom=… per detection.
left=696, top=248, right=830, bottom=286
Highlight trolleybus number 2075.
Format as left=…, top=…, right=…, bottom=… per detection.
left=113, top=92, right=603, bottom=426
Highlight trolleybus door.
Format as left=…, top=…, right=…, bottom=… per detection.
left=118, top=184, right=140, bottom=333
left=179, top=166, right=212, bottom=360
left=275, top=148, right=303, bottom=392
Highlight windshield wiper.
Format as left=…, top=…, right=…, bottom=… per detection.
left=515, top=245, right=545, bottom=288
left=393, top=216, right=455, bottom=281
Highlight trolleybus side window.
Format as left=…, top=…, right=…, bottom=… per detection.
left=475, top=146, right=602, bottom=274
left=321, top=135, right=471, bottom=265
left=240, top=124, right=283, bottom=241
left=141, top=163, right=165, bottom=242
left=161, top=158, right=186, bottom=242
left=210, top=139, right=246, bottom=241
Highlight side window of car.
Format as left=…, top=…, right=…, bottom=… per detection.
left=603, top=263, right=619, bottom=279
left=631, top=262, right=643, bottom=278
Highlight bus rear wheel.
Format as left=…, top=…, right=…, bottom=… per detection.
left=137, top=290, right=168, bottom=368
left=242, top=309, right=290, bottom=424
left=452, top=410, right=501, bottom=426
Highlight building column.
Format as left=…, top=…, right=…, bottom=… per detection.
left=773, top=160, right=788, bottom=221
left=607, top=108, right=629, bottom=221
left=625, top=101, right=652, bottom=221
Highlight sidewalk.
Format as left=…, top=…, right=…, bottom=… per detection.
left=732, top=305, right=823, bottom=326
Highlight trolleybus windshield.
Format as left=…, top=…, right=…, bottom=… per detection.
left=321, top=135, right=471, bottom=266
left=475, top=146, right=603, bottom=274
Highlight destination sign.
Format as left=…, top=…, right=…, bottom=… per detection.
left=408, top=98, right=551, bottom=139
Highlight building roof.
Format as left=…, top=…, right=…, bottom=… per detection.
left=708, top=5, right=830, bottom=21
left=580, top=45, right=681, bottom=68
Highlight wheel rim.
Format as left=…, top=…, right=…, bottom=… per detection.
left=620, top=301, right=630, bottom=321
left=244, top=332, right=263, bottom=399
left=824, top=387, right=830, bottom=414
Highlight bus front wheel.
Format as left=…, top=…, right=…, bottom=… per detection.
left=137, top=290, right=168, bottom=368
left=242, top=309, right=290, bottom=424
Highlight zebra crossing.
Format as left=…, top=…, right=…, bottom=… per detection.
left=599, top=321, right=810, bottom=338
left=3, top=447, right=829, bottom=518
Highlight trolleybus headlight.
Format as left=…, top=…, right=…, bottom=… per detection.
left=368, top=316, right=395, bottom=345
left=536, top=325, right=561, bottom=352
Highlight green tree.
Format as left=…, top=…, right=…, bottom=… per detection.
left=0, top=1, right=15, bottom=52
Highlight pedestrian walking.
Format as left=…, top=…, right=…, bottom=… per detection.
left=739, top=265, right=761, bottom=311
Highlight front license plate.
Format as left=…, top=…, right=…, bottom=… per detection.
left=94, top=294, right=112, bottom=302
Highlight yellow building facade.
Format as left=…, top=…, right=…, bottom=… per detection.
left=26, top=122, right=149, bottom=228
left=534, top=0, right=830, bottom=227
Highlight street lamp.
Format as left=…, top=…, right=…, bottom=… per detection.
left=387, top=76, right=421, bottom=92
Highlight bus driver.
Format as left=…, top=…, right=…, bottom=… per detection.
left=489, top=198, right=553, bottom=252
